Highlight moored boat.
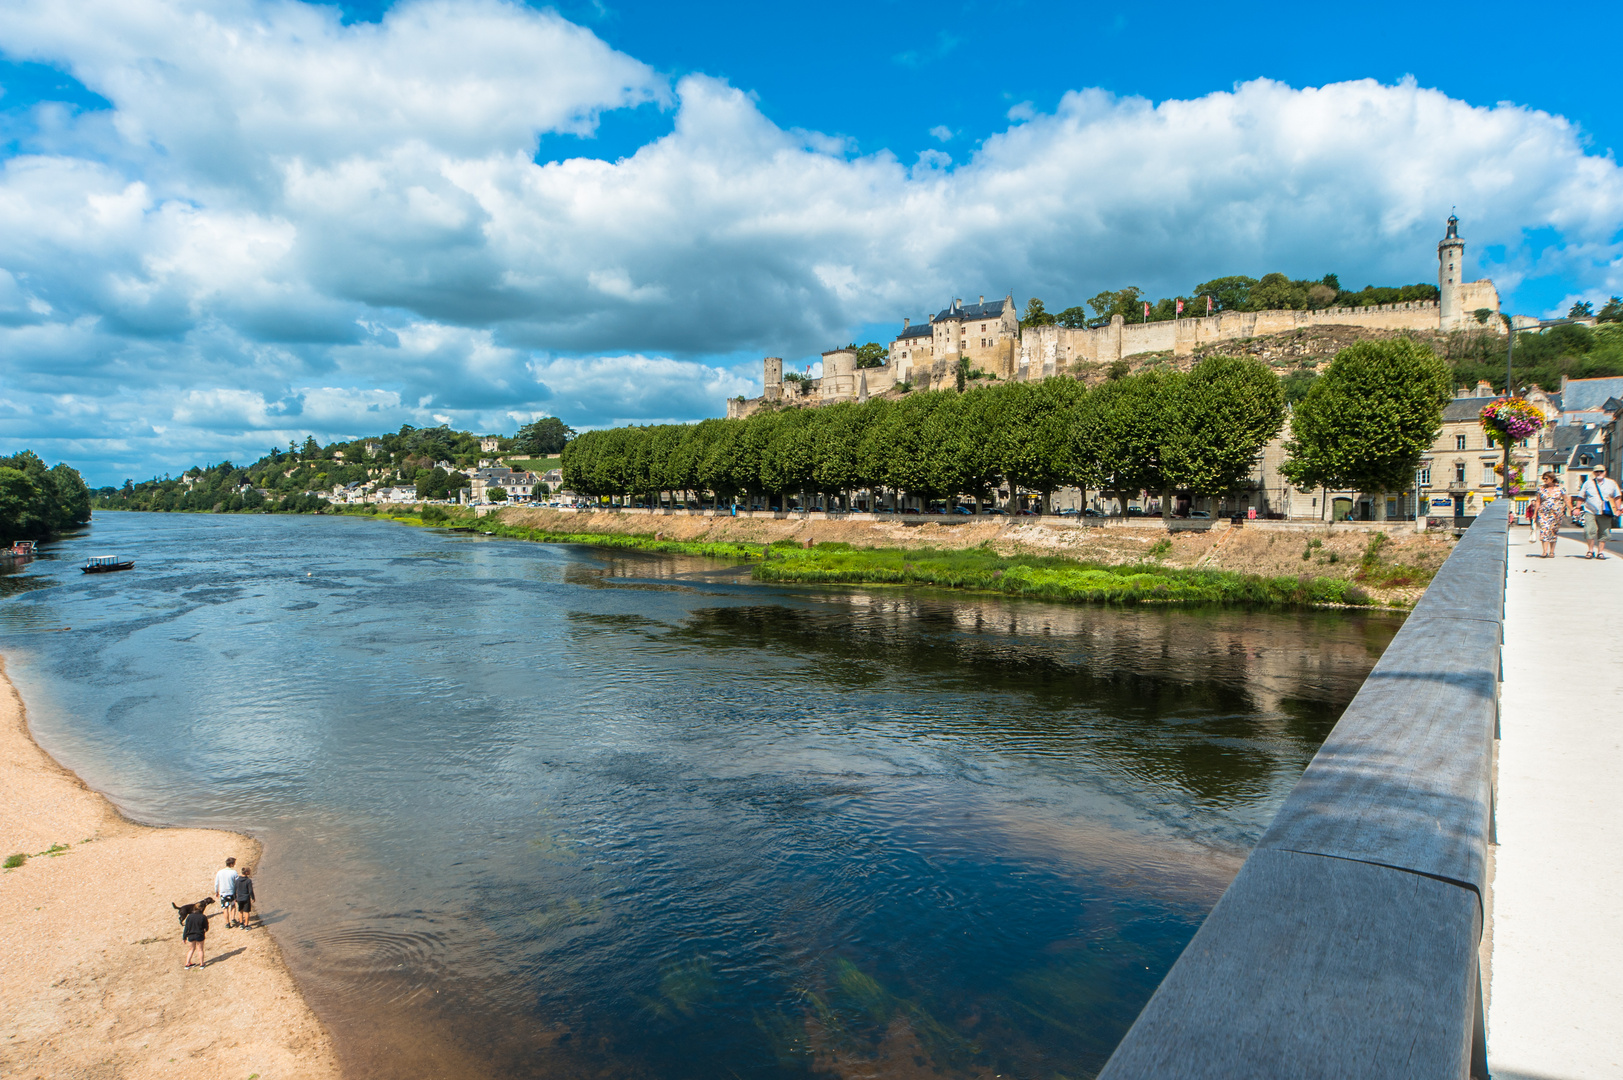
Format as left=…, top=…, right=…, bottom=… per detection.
left=82, top=555, right=135, bottom=574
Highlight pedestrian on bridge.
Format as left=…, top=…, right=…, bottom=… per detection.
left=1578, top=466, right=1621, bottom=559
left=1534, top=472, right=1570, bottom=559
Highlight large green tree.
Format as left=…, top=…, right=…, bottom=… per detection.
left=1164, top=356, right=1286, bottom=500
left=1281, top=339, right=1453, bottom=519
left=1090, top=370, right=1181, bottom=516
left=991, top=379, right=1085, bottom=513
left=514, top=417, right=575, bottom=456
left=0, top=452, right=91, bottom=538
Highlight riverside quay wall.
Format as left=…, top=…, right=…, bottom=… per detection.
left=728, top=215, right=1502, bottom=418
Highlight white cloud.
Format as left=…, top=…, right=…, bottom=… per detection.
left=930, top=125, right=954, bottom=142
left=1, top=1, right=1621, bottom=484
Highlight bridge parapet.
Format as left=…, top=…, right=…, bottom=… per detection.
left=1098, top=512, right=1505, bottom=1080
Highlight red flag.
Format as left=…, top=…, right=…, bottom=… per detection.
left=1143, top=301, right=1150, bottom=319
left=1175, top=299, right=1184, bottom=316
left=1206, top=295, right=1213, bottom=314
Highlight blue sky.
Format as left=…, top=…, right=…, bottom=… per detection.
left=3, top=0, right=1622, bottom=485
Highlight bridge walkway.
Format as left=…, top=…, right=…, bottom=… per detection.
left=1490, top=523, right=1623, bottom=1079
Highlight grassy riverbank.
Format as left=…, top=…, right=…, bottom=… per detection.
left=752, top=543, right=1376, bottom=607
left=345, top=505, right=1381, bottom=608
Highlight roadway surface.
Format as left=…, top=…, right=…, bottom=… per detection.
left=1490, top=522, right=1623, bottom=1079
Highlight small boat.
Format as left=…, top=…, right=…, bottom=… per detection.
left=82, top=555, right=135, bottom=574
left=9, top=540, right=36, bottom=558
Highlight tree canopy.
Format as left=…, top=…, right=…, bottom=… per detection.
left=1281, top=339, right=1453, bottom=502
left=514, top=417, right=575, bottom=456
left=0, top=451, right=92, bottom=540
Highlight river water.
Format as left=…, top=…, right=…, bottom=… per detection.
left=0, top=513, right=1399, bottom=1079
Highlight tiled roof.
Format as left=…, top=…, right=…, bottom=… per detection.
left=933, top=298, right=1007, bottom=322
left=1570, top=443, right=1605, bottom=467
left=1552, top=425, right=1593, bottom=450
left=897, top=323, right=932, bottom=340
left=1561, top=376, right=1623, bottom=412
left=1443, top=396, right=1494, bottom=421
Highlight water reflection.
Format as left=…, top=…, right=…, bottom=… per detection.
left=0, top=514, right=1398, bottom=1079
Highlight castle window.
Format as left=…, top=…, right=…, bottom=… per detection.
left=1455, top=434, right=1467, bottom=450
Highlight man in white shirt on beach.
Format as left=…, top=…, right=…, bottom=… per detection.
left=214, top=856, right=240, bottom=927
left=1578, top=466, right=1621, bottom=560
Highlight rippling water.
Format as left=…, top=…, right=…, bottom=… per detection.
left=0, top=513, right=1399, bottom=1078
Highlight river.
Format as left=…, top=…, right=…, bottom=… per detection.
left=0, top=512, right=1399, bottom=1078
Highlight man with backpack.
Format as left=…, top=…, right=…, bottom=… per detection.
left=1578, top=465, right=1621, bottom=560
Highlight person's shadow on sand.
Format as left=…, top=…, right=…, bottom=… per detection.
left=200, top=948, right=247, bottom=968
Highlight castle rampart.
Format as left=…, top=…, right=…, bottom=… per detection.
left=727, top=217, right=1504, bottom=417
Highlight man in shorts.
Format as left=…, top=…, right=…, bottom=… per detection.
left=214, top=856, right=240, bottom=928
left=1579, top=466, right=1621, bottom=559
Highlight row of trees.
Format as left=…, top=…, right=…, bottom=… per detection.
left=565, top=355, right=1289, bottom=514
left=564, top=342, right=1454, bottom=518
left=0, top=451, right=93, bottom=540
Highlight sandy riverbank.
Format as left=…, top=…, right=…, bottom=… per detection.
left=0, top=657, right=340, bottom=1080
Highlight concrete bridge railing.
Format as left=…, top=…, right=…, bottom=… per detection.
left=1098, top=511, right=1506, bottom=1080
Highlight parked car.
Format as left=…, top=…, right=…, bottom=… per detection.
left=1125, top=506, right=1146, bottom=517
left=901, top=507, right=921, bottom=515
left=1057, top=508, right=1079, bottom=517
left=982, top=507, right=1007, bottom=516
left=1083, top=508, right=1105, bottom=517
left=951, top=506, right=973, bottom=515
left=1187, top=510, right=1212, bottom=519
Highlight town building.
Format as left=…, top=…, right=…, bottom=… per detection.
left=468, top=467, right=543, bottom=503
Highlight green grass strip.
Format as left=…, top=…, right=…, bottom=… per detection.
left=753, top=544, right=1379, bottom=608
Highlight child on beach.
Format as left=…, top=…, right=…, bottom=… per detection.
left=234, top=866, right=256, bottom=929
left=182, top=906, right=210, bottom=968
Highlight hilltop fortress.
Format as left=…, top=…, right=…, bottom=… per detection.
left=727, top=217, right=1502, bottom=418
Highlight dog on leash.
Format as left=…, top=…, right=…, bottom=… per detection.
left=172, top=897, right=215, bottom=924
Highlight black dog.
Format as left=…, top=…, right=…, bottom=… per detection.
left=173, top=897, right=215, bottom=924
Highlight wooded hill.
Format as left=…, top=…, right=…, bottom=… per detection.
left=91, top=417, right=573, bottom=514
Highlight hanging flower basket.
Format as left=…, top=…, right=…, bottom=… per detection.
left=1479, top=397, right=1545, bottom=446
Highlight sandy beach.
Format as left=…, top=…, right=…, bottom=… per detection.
left=0, top=656, right=341, bottom=1080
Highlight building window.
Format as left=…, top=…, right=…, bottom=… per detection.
left=1455, top=463, right=1466, bottom=483
left=1483, top=464, right=1496, bottom=484
left=1416, top=465, right=1431, bottom=487
left=1456, top=434, right=1467, bottom=450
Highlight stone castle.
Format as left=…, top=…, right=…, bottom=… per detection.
left=727, top=216, right=1503, bottom=418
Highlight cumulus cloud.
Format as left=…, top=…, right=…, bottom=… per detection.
left=2, top=0, right=1622, bottom=483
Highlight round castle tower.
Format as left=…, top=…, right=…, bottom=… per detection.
left=820, top=348, right=856, bottom=400
left=1438, top=214, right=1465, bottom=329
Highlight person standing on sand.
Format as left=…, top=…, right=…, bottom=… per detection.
left=182, top=905, right=210, bottom=968
left=1534, top=472, right=1571, bottom=559
left=234, top=866, right=256, bottom=929
left=215, top=856, right=240, bottom=928
left=1578, top=466, right=1622, bottom=560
